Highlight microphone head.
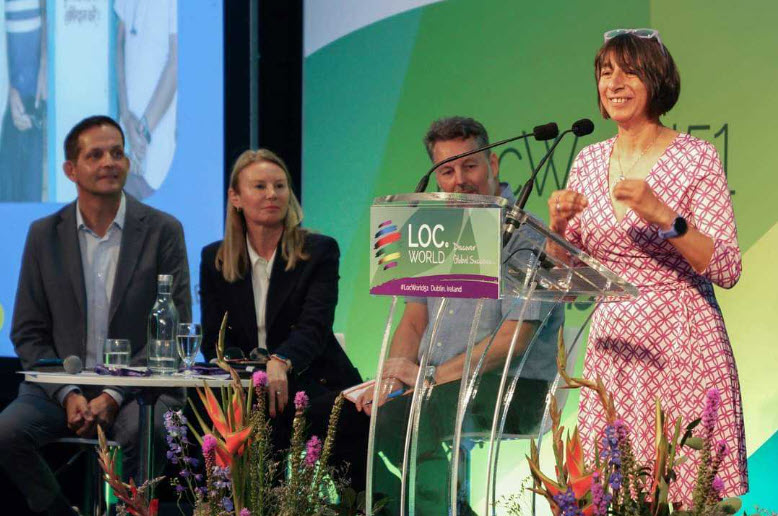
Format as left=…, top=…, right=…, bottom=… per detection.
left=532, top=122, right=559, bottom=141
left=572, top=118, right=594, bottom=137
left=63, top=355, right=83, bottom=375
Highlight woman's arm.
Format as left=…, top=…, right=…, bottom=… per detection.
left=273, top=235, right=340, bottom=373
left=612, top=143, right=740, bottom=286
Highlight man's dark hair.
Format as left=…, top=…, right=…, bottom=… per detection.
left=423, top=116, right=490, bottom=161
left=64, top=115, right=125, bottom=161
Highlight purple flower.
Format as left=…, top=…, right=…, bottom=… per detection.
left=252, top=370, right=268, bottom=388
left=294, top=391, right=309, bottom=411
left=716, top=439, right=729, bottom=457
left=712, top=475, right=724, bottom=494
left=175, top=484, right=186, bottom=493
left=213, top=466, right=232, bottom=490
left=202, top=434, right=218, bottom=456
left=305, top=435, right=322, bottom=467
left=701, top=388, right=721, bottom=437
left=222, top=497, right=234, bottom=512
left=553, top=487, right=582, bottom=516
left=240, top=509, right=251, bottom=516
left=590, top=472, right=612, bottom=516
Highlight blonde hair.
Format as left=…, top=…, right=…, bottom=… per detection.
left=216, top=148, right=309, bottom=282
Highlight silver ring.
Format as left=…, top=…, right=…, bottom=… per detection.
left=276, top=390, right=281, bottom=395
left=555, top=199, right=561, bottom=213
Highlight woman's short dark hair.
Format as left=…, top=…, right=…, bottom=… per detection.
left=595, top=34, right=680, bottom=120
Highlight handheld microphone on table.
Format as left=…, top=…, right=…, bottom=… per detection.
left=33, top=355, right=84, bottom=374
left=413, top=122, right=559, bottom=193
left=502, top=118, right=594, bottom=247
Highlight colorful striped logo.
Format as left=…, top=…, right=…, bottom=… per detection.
left=374, top=220, right=401, bottom=270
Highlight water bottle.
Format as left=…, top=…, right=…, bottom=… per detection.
left=147, top=274, right=179, bottom=374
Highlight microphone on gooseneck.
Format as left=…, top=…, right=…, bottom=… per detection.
left=413, top=122, right=559, bottom=193
left=502, top=119, right=594, bottom=247
left=33, top=355, right=84, bottom=374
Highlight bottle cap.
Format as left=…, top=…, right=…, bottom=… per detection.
left=158, top=274, right=173, bottom=286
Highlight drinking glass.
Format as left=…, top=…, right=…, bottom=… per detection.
left=103, top=339, right=131, bottom=369
left=176, top=323, right=202, bottom=375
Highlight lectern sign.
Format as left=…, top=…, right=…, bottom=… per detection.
left=369, top=203, right=502, bottom=299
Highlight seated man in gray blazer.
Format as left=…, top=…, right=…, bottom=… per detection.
left=0, top=115, right=191, bottom=515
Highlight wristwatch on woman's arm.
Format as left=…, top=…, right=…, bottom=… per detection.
left=657, top=214, right=688, bottom=239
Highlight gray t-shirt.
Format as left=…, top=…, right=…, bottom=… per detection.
left=407, top=184, right=563, bottom=381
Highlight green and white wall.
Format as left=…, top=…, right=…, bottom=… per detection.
left=302, top=1, right=777, bottom=511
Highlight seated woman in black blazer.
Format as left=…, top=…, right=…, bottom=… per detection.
left=200, top=148, right=367, bottom=487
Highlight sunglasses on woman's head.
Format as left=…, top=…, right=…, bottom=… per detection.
left=604, top=28, right=666, bottom=55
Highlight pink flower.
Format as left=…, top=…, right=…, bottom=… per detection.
left=240, top=509, right=251, bottom=516
left=716, top=439, right=729, bottom=457
left=712, top=475, right=724, bottom=494
left=305, top=435, right=322, bottom=467
left=252, top=370, right=268, bottom=388
left=702, top=388, right=721, bottom=436
left=294, top=391, right=309, bottom=411
left=202, top=434, right=218, bottom=457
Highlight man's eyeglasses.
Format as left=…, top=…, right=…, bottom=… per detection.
left=604, top=28, right=665, bottom=55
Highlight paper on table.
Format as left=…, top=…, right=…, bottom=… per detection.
left=342, top=379, right=375, bottom=403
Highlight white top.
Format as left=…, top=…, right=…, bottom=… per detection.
left=246, top=236, right=276, bottom=351
left=114, top=0, right=178, bottom=190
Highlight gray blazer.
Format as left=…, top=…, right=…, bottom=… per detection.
left=10, top=195, right=192, bottom=400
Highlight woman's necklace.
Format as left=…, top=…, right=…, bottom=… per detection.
left=616, top=127, right=663, bottom=181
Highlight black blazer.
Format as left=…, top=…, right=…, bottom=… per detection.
left=199, top=233, right=361, bottom=394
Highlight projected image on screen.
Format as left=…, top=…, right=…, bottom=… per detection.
left=0, top=1, right=46, bottom=202
left=0, top=0, right=224, bottom=357
left=115, top=0, right=177, bottom=199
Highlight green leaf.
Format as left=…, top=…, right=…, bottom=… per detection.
left=716, top=497, right=742, bottom=515
left=683, top=436, right=704, bottom=450
left=680, top=418, right=701, bottom=447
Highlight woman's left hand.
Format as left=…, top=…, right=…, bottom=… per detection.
left=267, top=358, right=289, bottom=418
left=613, top=179, right=675, bottom=227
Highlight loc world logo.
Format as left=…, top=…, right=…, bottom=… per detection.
left=374, top=220, right=401, bottom=270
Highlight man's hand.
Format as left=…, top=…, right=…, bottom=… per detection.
left=64, top=392, right=95, bottom=437
left=382, top=357, right=420, bottom=387
left=8, top=88, right=32, bottom=131
left=88, top=393, right=120, bottom=430
left=122, top=111, right=148, bottom=161
left=355, top=378, right=403, bottom=416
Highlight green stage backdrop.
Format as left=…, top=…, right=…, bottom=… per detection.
left=302, top=0, right=776, bottom=511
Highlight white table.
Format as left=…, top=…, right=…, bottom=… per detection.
left=23, top=370, right=251, bottom=485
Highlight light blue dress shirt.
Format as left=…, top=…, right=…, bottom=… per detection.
left=56, top=194, right=126, bottom=406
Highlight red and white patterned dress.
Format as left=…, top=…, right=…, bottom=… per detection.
left=565, top=133, right=748, bottom=503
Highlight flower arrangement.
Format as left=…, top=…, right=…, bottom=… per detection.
left=96, top=424, right=164, bottom=516
left=184, top=313, right=348, bottom=515
left=524, top=338, right=742, bottom=516
left=98, top=313, right=349, bottom=516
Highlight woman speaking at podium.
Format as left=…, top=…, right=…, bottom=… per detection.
left=199, top=148, right=365, bottom=486
left=548, top=30, right=747, bottom=504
